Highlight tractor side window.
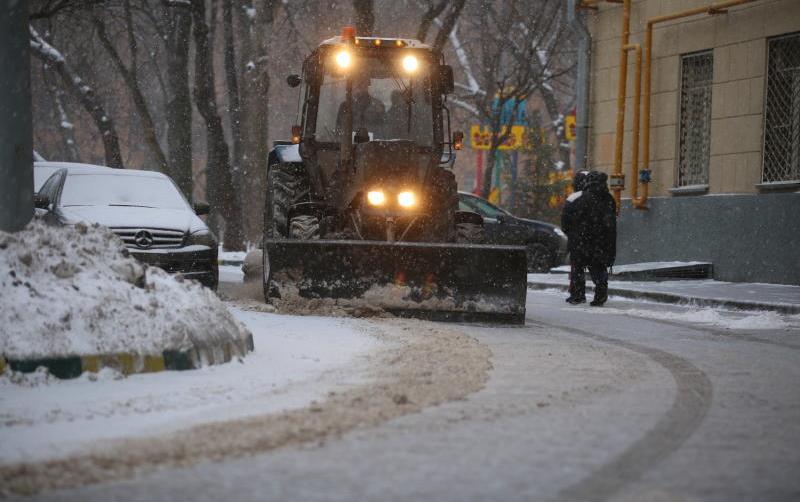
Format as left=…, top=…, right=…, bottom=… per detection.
left=317, top=75, right=348, bottom=143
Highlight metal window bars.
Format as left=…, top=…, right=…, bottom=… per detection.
left=763, top=32, right=800, bottom=183
left=678, top=51, right=714, bottom=187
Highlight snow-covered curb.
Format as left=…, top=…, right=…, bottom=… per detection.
left=1, top=220, right=253, bottom=376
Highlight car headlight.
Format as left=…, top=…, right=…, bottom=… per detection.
left=186, top=229, right=217, bottom=247
left=397, top=191, right=416, bottom=208
left=554, top=227, right=567, bottom=239
left=367, top=190, right=386, bottom=206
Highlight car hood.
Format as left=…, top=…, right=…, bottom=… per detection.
left=60, top=205, right=207, bottom=233
left=515, top=216, right=559, bottom=233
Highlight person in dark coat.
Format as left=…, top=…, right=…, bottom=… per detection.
left=561, top=170, right=617, bottom=306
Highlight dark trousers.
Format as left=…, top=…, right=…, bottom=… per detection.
left=569, top=262, right=608, bottom=299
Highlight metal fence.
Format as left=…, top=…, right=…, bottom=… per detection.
left=763, top=32, right=800, bottom=183
left=677, top=51, right=714, bottom=187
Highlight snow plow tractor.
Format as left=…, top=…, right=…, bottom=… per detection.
left=262, top=27, right=527, bottom=324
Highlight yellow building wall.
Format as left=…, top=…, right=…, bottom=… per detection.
left=587, top=0, right=800, bottom=197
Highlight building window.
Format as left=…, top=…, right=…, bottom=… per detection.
left=763, top=32, right=800, bottom=183
left=677, top=51, right=714, bottom=187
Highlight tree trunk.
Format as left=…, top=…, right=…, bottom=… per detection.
left=482, top=143, right=497, bottom=199
left=191, top=0, right=244, bottom=250
left=222, top=0, right=244, bottom=235
left=30, top=26, right=123, bottom=168
left=43, top=65, right=80, bottom=162
left=352, top=0, right=374, bottom=35
left=239, top=0, right=276, bottom=244
left=163, top=4, right=193, bottom=197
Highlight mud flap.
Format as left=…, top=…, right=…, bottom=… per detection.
left=264, top=239, right=527, bottom=324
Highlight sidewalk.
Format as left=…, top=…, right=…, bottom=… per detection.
left=528, top=273, right=800, bottom=315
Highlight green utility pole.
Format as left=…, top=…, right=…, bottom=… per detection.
left=0, top=0, right=34, bottom=232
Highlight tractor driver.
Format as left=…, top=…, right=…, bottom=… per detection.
left=336, top=72, right=385, bottom=140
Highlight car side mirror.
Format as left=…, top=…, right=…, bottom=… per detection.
left=439, top=65, right=454, bottom=94
left=33, top=193, right=50, bottom=210
left=287, top=74, right=302, bottom=88
left=193, top=201, right=210, bottom=215
left=496, top=214, right=507, bottom=224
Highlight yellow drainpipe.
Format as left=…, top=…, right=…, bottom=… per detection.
left=624, top=43, right=644, bottom=209
left=610, top=0, right=632, bottom=213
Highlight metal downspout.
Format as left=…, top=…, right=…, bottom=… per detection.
left=568, top=0, right=591, bottom=172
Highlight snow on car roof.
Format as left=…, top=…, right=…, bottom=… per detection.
left=34, top=161, right=114, bottom=172
left=35, top=162, right=166, bottom=179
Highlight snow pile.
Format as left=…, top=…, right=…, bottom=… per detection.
left=0, top=219, right=251, bottom=360
left=590, top=306, right=792, bottom=330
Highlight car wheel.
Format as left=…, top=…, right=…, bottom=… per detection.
left=526, top=243, right=552, bottom=273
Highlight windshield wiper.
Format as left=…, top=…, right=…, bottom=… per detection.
left=108, top=204, right=156, bottom=208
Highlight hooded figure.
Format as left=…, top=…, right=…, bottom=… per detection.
left=561, top=170, right=617, bottom=306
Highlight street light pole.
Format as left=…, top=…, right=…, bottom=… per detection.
left=0, top=0, right=34, bottom=232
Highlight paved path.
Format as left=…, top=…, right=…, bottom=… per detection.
left=30, top=290, right=800, bottom=501
left=529, top=273, right=800, bottom=314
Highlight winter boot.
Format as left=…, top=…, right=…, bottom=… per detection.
left=567, top=263, right=586, bottom=304
left=566, top=295, right=586, bottom=305
left=590, top=287, right=608, bottom=306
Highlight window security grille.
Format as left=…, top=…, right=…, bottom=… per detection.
left=763, top=33, right=800, bottom=183
left=677, top=51, right=714, bottom=187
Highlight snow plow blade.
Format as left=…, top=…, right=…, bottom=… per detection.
left=264, top=239, right=527, bottom=324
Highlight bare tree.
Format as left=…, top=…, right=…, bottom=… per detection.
left=42, top=62, right=81, bottom=161
left=163, top=1, right=194, bottom=196
left=93, top=3, right=169, bottom=173
left=451, top=0, right=572, bottom=197
left=238, top=0, right=278, bottom=243
left=30, top=26, right=124, bottom=168
left=191, top=0, right=244, bottom=249
left=416, top=1, right=448, bottom=42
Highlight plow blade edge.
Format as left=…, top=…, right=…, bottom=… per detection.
left=264, top=239, right=527, bottom=324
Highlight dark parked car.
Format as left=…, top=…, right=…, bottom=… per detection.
left=35, top=165, right=219, bottom=289
left=458, top=191, right=568, bottom=272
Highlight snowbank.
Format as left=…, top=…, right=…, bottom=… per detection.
left=0, top=219, right=251, bottom=361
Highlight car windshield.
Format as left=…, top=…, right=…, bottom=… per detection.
left=60, top=173, right=188, bottom=210
left=315, top=51, right=434, bottom=146
left=463, top=196, right=508, bottom=219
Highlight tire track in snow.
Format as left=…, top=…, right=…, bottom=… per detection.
left=532, top=319, right=713, bottom=502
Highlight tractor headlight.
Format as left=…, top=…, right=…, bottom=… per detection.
left=367, top=190, right=386, bottom=206
left=336, top=50, right=352, bottom=69
left=402, top=54, right=418, bottom=73
left=397, top=191, right=416, bottom=208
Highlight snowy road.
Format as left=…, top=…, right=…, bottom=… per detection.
left=6, top=287, right=800, bottom=501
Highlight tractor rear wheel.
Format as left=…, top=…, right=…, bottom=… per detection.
left=264, top=163, right=311, bottom=302
left=290, top=215, right=321, bottom=240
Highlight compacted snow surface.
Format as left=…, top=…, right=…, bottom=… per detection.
left=0, top=219, right=249, bottom=359
left=0, top=308, right=380, bottom=464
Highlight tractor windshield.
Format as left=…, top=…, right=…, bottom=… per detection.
left=315, top=52, right=434, bottom=146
